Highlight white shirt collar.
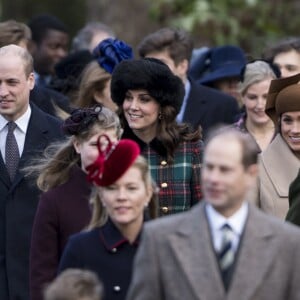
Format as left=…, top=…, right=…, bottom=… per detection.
left=0, top=105, right=31, bottom=133
left=206, top=202, right=248, bottom=237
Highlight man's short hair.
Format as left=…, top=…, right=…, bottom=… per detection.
left=204, top=126, right=259, bottom=168
left=28, top=14, right=68, bottom=45
left=138, top=27, right=194, bottom=64
left=0, top=44, right=33, bottom=76
left=44, top=269, right=103, bottom=300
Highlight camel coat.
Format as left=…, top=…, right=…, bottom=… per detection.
left=254, top=134, right=300, bottom=219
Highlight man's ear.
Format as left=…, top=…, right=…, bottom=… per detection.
left=177, top=59, right=189, bottom=76
left=246, top=164, right=258, bottom=187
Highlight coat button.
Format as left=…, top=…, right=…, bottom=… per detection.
left=161, top=160, right=167, bottom=166
left=161, top=206, right=169, bottom=214
left=161, top=182, right=168, bottom=188
left=111, top=248, right=117, bottom=253
left=113, top=285, right=121, bottom=292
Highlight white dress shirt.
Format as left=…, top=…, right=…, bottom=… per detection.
left=0, top=106, right=31, bottom=162
left=205, top=202, right=248, bottom=253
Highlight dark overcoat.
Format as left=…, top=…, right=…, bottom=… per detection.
left=58, top=219, right=140, bottom=300
left=0, top=104, right=64, bottom=300
left=30, top=166, right=92, bottom=300
left=183, top=79, right=239, bottom=136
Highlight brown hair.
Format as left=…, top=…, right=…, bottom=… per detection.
left=44, top=269, right=103, bottom=300
left=0, top=20, right=31, bottom=47
left=205, top=127, right=259, bottom=168
left=25, top=107, right=122, bottom=191
left=138, top=27, right=194, bottom=64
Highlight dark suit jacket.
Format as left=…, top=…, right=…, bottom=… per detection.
left=30, top=86, right=71, bottom=119
left=127, top=202, right=300, bottom=300
left=0, top=104, right=64, bottom=300
left=30, top=166, right=92, bottom=300
left=183, top=79, right=239, bottom=137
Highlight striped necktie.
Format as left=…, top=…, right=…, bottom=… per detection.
left=218, top=224, right=235, bottom=289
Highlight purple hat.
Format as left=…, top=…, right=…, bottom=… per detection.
left=199, top=45, right=246, bottom=85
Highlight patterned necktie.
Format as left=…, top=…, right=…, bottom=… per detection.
left=218, top=224, right=235, bottom=289
left=5, top=121, right=20, bottom=180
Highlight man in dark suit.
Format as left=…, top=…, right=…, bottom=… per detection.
left=0, top=44, right=65, bottom=299
left=138, top=27, right=240, bottom=137
left=127, top=128, right=300, bottom=300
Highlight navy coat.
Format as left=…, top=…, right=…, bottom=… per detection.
left=58, top=219, right=140, bottom=300
left=0, top=104, right=64, bottom=300
left=183, top=79, right=239, bottom=137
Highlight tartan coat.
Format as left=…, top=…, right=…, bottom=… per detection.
left=122, top=126, right=203, bottom=216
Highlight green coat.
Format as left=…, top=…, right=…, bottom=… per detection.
left=286, top=169, right=300, bottom=226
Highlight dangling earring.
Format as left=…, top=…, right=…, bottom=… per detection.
left=158, top=112, right=163, bottom=120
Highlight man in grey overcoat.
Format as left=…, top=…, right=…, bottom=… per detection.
left=127, top=128, right=300, bottom=300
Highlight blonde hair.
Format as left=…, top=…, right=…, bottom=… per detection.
left=238, top=60, right=277, bottom=96
left=87, top=155, right=158, bottom=230
left=75, top=61, right=111, bottom=108
left=0, top=44, right=33, bottom=76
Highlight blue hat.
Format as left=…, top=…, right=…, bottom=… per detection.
left=199, top=45, right=246, bottom=85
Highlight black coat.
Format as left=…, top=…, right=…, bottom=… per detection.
left=0, top=104, right=65, bottom=300
left=30, top=86, right=71, bottom=119
left=286, top=169, right=300, bottom=226
left=183, top=79, right=239, bottom=137
left=59, top=219, right=140, bottom=300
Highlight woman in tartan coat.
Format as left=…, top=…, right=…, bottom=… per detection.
left=111, top=58, right=203, bottom=216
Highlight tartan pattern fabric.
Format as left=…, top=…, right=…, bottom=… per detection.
left=142, top=139, right=203, bottom=216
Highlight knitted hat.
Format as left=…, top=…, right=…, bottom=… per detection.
left=266, top=73, right=300, bottom=125
left=87, top=135, right=140, bottom=186
left=110, top=58, right=185, bottom=114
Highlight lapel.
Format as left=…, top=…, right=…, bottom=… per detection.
left=260, top=134, right=300, bottom=196
left=0, top=152, right=10, bottom=187
left=228, top=205, right=278, bottom=300
left=183, top=79, right=208, bottom=123
left=167, top=203, right=225, bottom=300
left=10, top=104, right=53, bottom=189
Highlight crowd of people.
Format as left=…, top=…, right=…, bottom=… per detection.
left=1, top=13, right=300, bottom=300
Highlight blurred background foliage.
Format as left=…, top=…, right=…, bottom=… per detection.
left=1, top=0, right=299, bottom=57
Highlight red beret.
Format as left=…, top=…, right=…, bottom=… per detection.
left=87, top=135, right=140, bottom=186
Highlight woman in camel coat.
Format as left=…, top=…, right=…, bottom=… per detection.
left=253, top=73, right=300, bottom=219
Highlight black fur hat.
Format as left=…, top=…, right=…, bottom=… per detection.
left=110, top=58, right=184, bottom=113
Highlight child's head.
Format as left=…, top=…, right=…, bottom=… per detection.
left=44, top=269, right=103, bottom=300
